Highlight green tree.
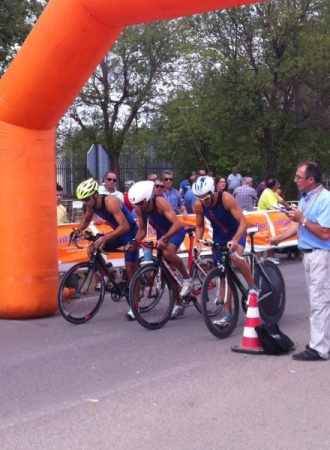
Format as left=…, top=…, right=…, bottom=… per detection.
left=63, top=21, right=182, bottom=184
left=0, top=0, right=45, bottom=76
left=156, top=0, right=330, bottom=191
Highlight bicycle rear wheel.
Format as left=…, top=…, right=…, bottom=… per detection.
left=129, top=263, right=174, bottom=330
left=201, top=267, right=239, bottom=339
left=58, top=262, right=105, bottom=324
left=190, top=256, right=215, bottom=313
left=254, top=260, right=286, bottom=323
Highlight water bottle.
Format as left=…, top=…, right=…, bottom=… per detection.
left=142, top=245, right=153, bottom=264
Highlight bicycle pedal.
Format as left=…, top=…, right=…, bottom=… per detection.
left=181, top=295, right=196, bottom=306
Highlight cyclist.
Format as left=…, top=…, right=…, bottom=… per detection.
left=74, top=178, right=139, bottom=318
left=193, top=176, right=258, bottom=328
left=128, top=180, right=192, bottom=319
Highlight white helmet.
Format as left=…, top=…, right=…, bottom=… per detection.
left=192, top=176, right=215, bottom=197
left=128, top=180, right=154, bottom=205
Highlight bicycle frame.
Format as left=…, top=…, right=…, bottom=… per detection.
left=71, top=231, right=128, bottom=298
left=155, top=226, right=213, bottom=295
left=204, top=232, right=280, bottom=306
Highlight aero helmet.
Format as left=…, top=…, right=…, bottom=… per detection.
left=76, top=178, right=99, bottom=200
left=124, top=180, right=135, bottom=190
left=192, top=176, right=215, bottom=197
left=128, top=180, right=154, bottom=205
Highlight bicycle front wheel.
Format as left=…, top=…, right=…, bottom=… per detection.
left=129, top=263, right=174, bottom=330
left=254, top=260, right=286, bottom=323
left=201, top=267, right=239, bottom=339
left=190, top=256, right=215, bottom=313
left=58, top=262, right=105, bottom=324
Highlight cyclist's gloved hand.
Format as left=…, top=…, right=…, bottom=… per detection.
left=69, top=229, right=81, bottom=241
left=193, top=245, right=201, bottom=256
left=125, top=239, right=136, bottom=252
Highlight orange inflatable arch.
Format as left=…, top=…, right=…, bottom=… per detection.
left=0, top=0, right=257, bottom=318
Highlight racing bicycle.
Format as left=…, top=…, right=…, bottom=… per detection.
left=200, top=227, right=286, bottom=339
left=58, top=230, right=140, bottom=324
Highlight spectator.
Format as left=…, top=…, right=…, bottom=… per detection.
left=197, top=168, right=207, bottom=176
left=179, top=171, right=195, bottom=198
left=99, top=171, right=124, bottom=202
left=123, top=180, right=135, bottom=212
left=153, top=178, right=165, bottom=197
left=270, top=162, right=330, bottom=361
left=56, top=183, right=67, bottom=224
left=147, top=173, right=158, bottom=182
left=256, top=177, right=267, bottom=200
left=258, top=175, right=291, bottom=212
left=258, top=174, right=291, bottom=263
left=227, top=166, right=242, bottom=194
left=215, top=175, right=228, bottom=192
left=277, top=182, right=286, bottom=200
left=233, top=177, right=258, bottom=211
left=183, top=172, right=197, bottom=214
left=162, top=170, right=188, bottom=220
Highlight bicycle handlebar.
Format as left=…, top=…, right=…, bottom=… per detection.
left=197, top=239, right=246, bottom=260
left=69, top=229, right=156, bottom=253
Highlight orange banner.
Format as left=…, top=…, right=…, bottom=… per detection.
left=58, top=212, right=297, bottom=271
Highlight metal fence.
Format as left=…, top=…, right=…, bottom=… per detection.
left=56, top=154, right=172, bottom=197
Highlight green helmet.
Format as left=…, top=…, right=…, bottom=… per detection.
left=76, top=178, right=99, bottom=200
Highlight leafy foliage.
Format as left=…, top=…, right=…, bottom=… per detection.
left=57, top=0, right=330, bottom=195
left=0, top=0, right=45, bottom=76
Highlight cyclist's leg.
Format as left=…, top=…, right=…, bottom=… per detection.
left=163, top=229, right=192, bottom=304
left=213, top=247, right=233, bottom=317
left=163, top=230, right=190, bottom=280
left=103, top=233, right=139, bottom=320
left=230, top=238, right=257, bottom=291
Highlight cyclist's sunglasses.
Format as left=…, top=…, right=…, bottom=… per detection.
left=198, top=194, right=212, bottom=203
left=135, top=200, right=146, bottom=206
left=83, top=194, right=96, bottom=202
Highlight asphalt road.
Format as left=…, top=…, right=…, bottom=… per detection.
left=1, top=256, right=330, bottom=450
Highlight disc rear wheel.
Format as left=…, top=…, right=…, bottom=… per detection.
left=254, top=260, right=286, bottom=323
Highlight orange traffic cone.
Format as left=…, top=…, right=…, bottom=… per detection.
left=231, top=291, right=264, bottom=354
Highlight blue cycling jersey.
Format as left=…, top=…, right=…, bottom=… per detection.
left=202, top=192, right=244, bottom=245
left=141, top=198, right=185, bottom=248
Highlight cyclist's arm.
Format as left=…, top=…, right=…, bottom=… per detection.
left=76, top=206, right=94, bottom=232
left=133, top=206, right=147, bottom=242
left=156, top=197, right=184, bottom=243
left=193, top=200, right=204, bottom=249
left=104, top=196, right=130, bottom=240
left=93, top=197, right=130, bottom=249
left=222, top=192, right=247, bottom=249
